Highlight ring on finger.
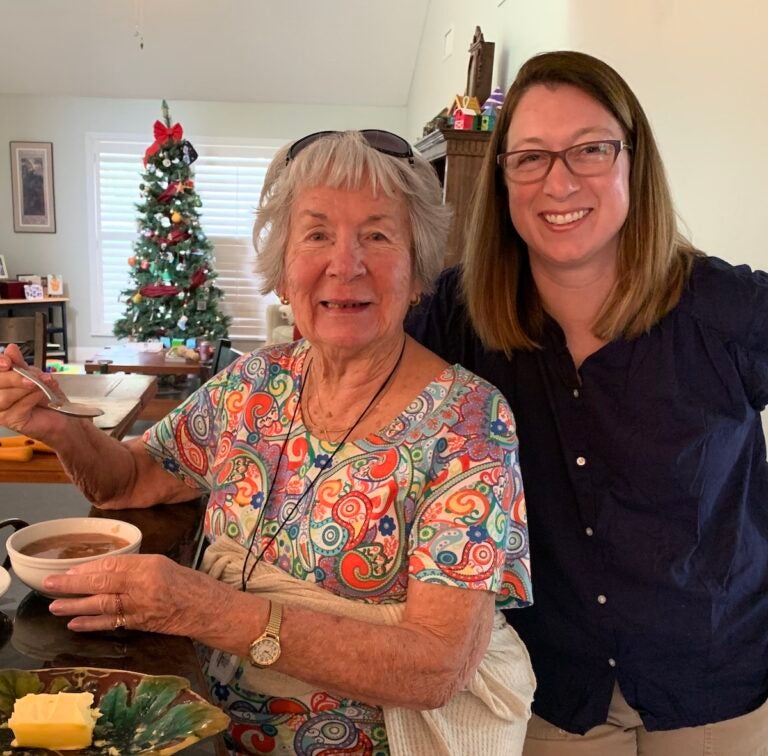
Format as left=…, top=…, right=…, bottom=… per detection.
left=113, top=593, right=126, bottom=630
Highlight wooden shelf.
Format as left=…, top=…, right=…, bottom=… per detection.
left=0, top=298, right=70, bottom=362
left=415, top=129, right=493, bottom=268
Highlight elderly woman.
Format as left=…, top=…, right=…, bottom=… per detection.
left=407, top=52, right=768, bottom=755
left=0, top=130, right=534, bottom=755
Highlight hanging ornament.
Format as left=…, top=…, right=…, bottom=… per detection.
left=177, top=315, right=188, bottom=331
left=165, top=251, right=174, bottom=262
left=155, top=169, right=164, bottom=179
left=132, top=292, right=143, bottom=304
left=140, top=260, right=150, bottom=269
left=147, top=165, right=156, bottom=173
left=139, top=283, right=179, bottom=297
left=162, top=158, right=171, bottom=167
left=127, top=256, right=137, bottom=266
left=190, top=267, right=208, bottom=289
left=160, top=216, right=171, bottom=228
left=162, top=270, right=172, bottom=284
left=176, top=262, right=185, bottom=271
left=171, top=211, right=183, bottom=224
left=177, top=291, right=186, bottom=300
left=181, top=140, right=198, bottom=165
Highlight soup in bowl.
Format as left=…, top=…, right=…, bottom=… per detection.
left=6, top=517, right=142, bottom=597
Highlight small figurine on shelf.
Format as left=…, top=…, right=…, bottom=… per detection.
left=451, top=94, right=481, bottom=131
left=480, top=87, right=506, bottom=132
left=422, top=107, right=450, bottom=137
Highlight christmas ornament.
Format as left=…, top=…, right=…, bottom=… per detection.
left=162, top=158, right=171, bottom=167
left=171, top=211, right=183, bottom=224
left=132, top=292, right=143, bottom=304
left=139, top=284, right=180, bottom=297
left=177, top=315, right=188, bottom=331
left=140, top=260, right=150, bottom=270
left=128, top=256, right=137, bottom=266
left=165, top=228, right=190, bottom=246
left=190, top=267, right=208, bottom=289
left=181, top=140, right=199, bottom=165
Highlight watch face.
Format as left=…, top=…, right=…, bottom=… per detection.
left=249, top=637, right=281, bottom=667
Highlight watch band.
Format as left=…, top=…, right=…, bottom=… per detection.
left=264, top=600, right=282, bottom=638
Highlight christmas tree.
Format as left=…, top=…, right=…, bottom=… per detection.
left=113, top=100, right=230, bottom=343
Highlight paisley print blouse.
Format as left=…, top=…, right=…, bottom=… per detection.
left=145, top=340, right=531, bottom=755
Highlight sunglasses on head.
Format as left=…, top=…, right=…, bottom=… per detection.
left=285, top=129, right=415, bottom=165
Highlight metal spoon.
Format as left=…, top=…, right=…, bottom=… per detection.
left=12, top=365, right=104, bottom=418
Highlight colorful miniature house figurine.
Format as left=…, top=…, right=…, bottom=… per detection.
left=480, top=87, right=505, bottom=131
left=480, top=104, right=497, bottom=131
left=454, top=106, right=479, bottom=130
left=450, top=95, right=481, bottom=131
left=485, top=86, right=506, bottom=110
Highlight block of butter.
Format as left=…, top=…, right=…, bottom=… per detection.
left=8, top=691, right=100, bottom=749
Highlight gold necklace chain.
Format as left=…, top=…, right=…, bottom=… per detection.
left=305, top=339, right=406, bottom=445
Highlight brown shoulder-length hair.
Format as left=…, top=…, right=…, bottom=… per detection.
left=462, top=50, right=699, bottom=354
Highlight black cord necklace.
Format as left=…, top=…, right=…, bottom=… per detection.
left=240, top=337, right=407, bottom=591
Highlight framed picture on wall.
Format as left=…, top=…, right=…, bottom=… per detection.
left=0, top=255, right=8, bottom=280
left=9, top=141, right=56, bottom=233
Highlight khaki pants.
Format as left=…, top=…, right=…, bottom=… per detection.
left=523, top=684, right=768, bottom=756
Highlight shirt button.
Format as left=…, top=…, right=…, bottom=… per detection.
left=608, top=658, right=616, bottom=667
left=597, top=594, right=607, bottom=604
left=573, top=388, right=580, bottom=398
left=585, top=527, right=594, bottom=536
left=576, top=456, right=587, bottom=466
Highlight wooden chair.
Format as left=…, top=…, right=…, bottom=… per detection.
left=211, top=338, right=243, bottom=376
left=0, top=313, right=47, bottom=369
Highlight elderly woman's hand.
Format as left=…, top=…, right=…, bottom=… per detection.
left=0, top=343, right=67, bottom=439
left=45, top=553, right=237, bottom=637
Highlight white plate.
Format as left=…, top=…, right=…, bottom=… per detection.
left=0, top=566, right=9, bottom=598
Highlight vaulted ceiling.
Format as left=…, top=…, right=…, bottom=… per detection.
left=0, top=0, right=431, bottom=106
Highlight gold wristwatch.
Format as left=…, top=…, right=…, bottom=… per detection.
left=248, top=601, right=283, bottom=668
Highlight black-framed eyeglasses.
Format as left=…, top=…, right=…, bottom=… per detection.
left=285, top=129, right=415, bottom=165
left=497, top=139, right=631, bottom=184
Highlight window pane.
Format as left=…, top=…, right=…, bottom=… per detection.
left=88, top=137, right=284, bottom=340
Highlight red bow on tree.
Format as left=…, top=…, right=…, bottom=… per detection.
left=190, top=267, right=208, bottom=289
left=143, top=120, right=184, bottom=165
left=157, top=179, right=195, bottom=203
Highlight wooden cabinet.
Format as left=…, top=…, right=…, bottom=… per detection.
left=415, top=128, right=492, bottom=268
left=0, top=297, right=69, bottom=362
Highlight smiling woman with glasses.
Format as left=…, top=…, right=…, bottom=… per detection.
left=408, top=50, right=768, bottom=756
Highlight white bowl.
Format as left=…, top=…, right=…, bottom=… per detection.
left=6, top=517, right=142, bottom=597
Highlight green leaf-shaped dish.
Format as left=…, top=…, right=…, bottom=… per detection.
left=0, top=667, right=229, bottom=755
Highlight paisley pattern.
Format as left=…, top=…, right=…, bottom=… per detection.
left=146, top=341, right=531, bottom=755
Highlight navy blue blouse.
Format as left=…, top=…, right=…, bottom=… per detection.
left=406, top=256, right=768, bottom=733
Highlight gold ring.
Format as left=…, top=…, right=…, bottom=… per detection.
left=113, top=593, right=126, bottom=630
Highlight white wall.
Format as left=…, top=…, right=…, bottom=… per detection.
left=0, top=95, right=406, bottom=352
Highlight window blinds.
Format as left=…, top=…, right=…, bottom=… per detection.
left=87, top=136, right=282, bottom=340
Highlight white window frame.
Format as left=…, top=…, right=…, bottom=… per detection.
left=85, top=133, right=285, bottom=341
